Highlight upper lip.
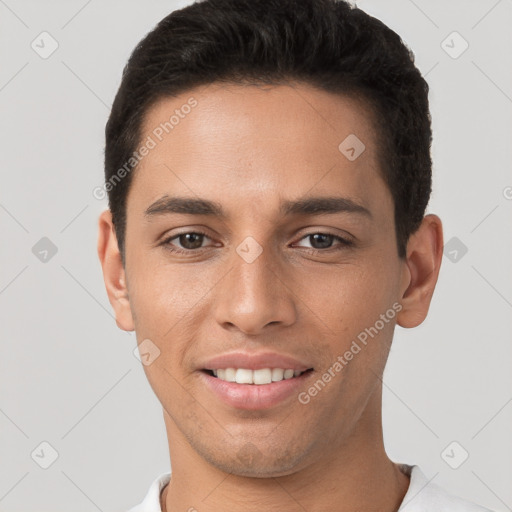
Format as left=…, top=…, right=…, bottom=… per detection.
left=200, top=351, right=312, bottom=371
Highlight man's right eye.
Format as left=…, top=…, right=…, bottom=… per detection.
left=162, top=231, right=212, bottom=253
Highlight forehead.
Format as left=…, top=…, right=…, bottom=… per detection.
left=128, top=82, right=388, bottom=218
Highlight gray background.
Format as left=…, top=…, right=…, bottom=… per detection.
left=0, top=0, right=511, bottom=511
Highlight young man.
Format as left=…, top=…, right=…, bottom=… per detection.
left=97, top=0, right=493, bottom=510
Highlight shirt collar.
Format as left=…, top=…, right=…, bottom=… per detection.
left=129, top=464, right=486, bottom=512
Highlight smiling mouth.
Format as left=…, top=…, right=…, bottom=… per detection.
left=202, top=368, right=314, bottom=385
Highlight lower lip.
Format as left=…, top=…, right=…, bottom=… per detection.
left=200, top=371, right=313, bottom=410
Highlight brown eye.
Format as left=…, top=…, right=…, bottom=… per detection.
left=308, top=233, right=335, bottom=249
left=162, top=231, right=212, bottom=254
left=296, top=232, right=353, bottom=251
left=176, top=233, right=205, bottom=250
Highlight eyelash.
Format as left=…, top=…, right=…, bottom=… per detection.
left=161, top=230, right=353, bottom=255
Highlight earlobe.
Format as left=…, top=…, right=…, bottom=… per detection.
left=97, top=209, right=135, bottom=332
left=396, top=214, right=443, bottom=329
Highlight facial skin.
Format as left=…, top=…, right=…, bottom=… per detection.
left=98, top=82, right=443, bottom=512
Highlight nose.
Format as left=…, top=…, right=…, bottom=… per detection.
left=212, top=247, right=297, bottom=336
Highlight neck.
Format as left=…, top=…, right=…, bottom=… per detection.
left=161, top=385, right=410, bottom=512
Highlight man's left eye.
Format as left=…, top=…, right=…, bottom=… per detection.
left=295, top=233, right=353, bottom=251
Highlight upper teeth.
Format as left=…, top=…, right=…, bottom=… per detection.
left=212, top=368, right=302, bottom=384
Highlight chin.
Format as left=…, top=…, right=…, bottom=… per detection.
left=199, top=440, right=311, bottom=478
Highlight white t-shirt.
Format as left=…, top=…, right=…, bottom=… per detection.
left=127, top=463, right=493, bottom=512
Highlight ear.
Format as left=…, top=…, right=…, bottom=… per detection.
left=97, top=209, right=135, bottom=331
left=396, top=214, right=443, bottom=328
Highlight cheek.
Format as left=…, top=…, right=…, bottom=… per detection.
left=127, top=257, right=224, bottom=380
left=128, top=255, right=211, bottom=331
left=128, top=263, right=209, bottom=394
left=299, top=255, right=399, bottom=334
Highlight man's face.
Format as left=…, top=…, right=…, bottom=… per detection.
left=122, top=82, right=408, bottom=476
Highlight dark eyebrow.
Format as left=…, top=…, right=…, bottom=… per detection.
left=144, top=196, right=225, bottom=218
left=144, top=195, right=371, bottom=219
left=280, top=196, right=372, bottom=218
